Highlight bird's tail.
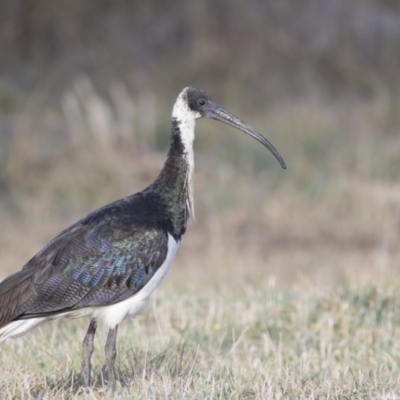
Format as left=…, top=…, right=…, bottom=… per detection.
left=0, top=268, right=36, bottom=340
left=0, top=318, right=45, bottom=341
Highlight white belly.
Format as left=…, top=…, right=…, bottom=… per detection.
left=92, top=233, right=179, bottom=328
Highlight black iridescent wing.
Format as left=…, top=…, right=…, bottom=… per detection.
left=0, top=196, right=170, bottom=324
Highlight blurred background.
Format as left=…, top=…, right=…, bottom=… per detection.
left=0, top=0, right=400, bottom=288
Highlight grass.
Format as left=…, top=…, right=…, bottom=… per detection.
left=1, top=81, right=400, bottom=398
left=1, top=278, right=400, bottom=399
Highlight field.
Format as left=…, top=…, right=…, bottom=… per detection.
left=0, top=82, right=400, bottom=399
left=2, top=279, right=400, bottom=399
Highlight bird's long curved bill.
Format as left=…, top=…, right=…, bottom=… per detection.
left=208, top=106, right=286, bottom=169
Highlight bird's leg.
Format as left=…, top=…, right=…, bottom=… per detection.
left=102, top=325, right=119, bottom=391
left=81, top=318, right=98, bottom=387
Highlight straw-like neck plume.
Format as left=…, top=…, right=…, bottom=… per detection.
left=149, top=88, right=197, bottom=237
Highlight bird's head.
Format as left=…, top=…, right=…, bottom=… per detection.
left=173, top=87, right=286, bottom=169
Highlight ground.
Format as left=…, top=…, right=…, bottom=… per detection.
left=1, top=274, right=400, bottom=399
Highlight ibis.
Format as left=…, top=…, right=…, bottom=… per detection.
left=0, top=87, right=285, bottom=389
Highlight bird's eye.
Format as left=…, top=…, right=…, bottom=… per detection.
left=199, top=100, right=205, bottom=106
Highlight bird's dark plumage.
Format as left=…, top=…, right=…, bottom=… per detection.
left=0, top=193, right=173, bottom=326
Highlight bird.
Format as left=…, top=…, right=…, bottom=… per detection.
left=0, top=87, right=286, bottom=389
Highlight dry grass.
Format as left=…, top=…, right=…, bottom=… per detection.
left=1, top=81, right=400, bottom=398
left=1, top=278, right=400, bottom=399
